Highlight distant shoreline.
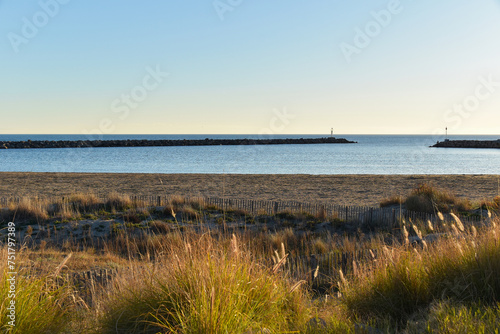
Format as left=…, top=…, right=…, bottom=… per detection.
left=1, top=173, right=498, bottom=207
left=0, top=137, right=356, bottom=149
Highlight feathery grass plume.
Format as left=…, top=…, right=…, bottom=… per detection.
left=274, top=250, right=281, bottom=263
left=369, top=249, right=376, bottom=260
left=427, top=220, right=434, bottom=231
left=412, top=224, right=423, bottom=240
left=231, top=233, right=239, bottom=258
left=488, top=210, right=492, bottom=219
left=403, top=225, right=409, bottom=246
left=422, top=239, right=428, bottom=250
left=413, top=247, right=422, bottom=260
left=450, top=212, right=465, bottom=232
left=338, top=269, right=347, bottom=287
left=437, top=212, right=445, bottom=221
left=313, top=265, right=319, bottom=279
left=471, top=225, right=477, bottom=238
left=54, top=252, right=73, bottom=277
left=451, top=224, right=460, bottom=237
left=272, top=253, right=288, bottom=274
left=289, top=280, right=306, bottom=293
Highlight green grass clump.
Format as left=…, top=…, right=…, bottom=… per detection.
left=340, top=222, right=500, bottom=326
left=99, top=234, right=309, bottom=333
left=0, top=250, right=73, bottom=334
left=421, top=301, right=500, bottom=334
left=381, top=183, right=473, bottom=214
left=405, top=183, right=471, bottom=214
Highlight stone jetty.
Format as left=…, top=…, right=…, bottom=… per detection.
left=0, top=137, right=356, bottom=149
left=431, top=139, right=500, bottom=149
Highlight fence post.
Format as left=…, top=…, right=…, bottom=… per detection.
left=341, top=253, right=348, bottom=274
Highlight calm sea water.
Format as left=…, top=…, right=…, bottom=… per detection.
left=0, top=134, right=499, bottom=174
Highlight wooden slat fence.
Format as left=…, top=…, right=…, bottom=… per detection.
left=281, top=249, right=379, bottom=289
left=0, top=195, right=484, bottom=228
left=65, top=249, right=378, bottom=298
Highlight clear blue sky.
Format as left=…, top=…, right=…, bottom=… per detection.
left=1, top=0, right=499, bottom=135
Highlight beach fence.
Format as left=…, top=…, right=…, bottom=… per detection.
left=128, top=195, right=483, bottom=228
left=280, top=249, right=379, bottom=290
left=59, top=268, right=119, bottom=306
left=0, top=194, right=484, bottom=228
left=67, top=249, right=378, bottom=296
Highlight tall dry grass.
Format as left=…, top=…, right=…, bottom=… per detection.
left=97, top=232, right=309, bottom=333
left=381, top=183, right=473, bottom=214
left=3, top=198, right=49, bottom=222
left=339, top=216, right=500, bottom=325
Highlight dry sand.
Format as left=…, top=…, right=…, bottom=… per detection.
left=1, top=172, right=499, bottom=207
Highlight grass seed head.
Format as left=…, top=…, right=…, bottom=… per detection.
left=427, top=220, right=434, bottom=231
left=437, top=212, right=445, bottom=221
left=450, top=212, right=465, bottom=232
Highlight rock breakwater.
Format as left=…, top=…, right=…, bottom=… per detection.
left=431, top=139, right=500, bottom=149
left=0, top=137, right=356, bottom=149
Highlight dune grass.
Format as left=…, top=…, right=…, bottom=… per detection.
left=2, top=218, right=500, bottom=333
left=98, top=234, right=309, bottom=334
left=2, top=188, right=500, bottom=333
left=381, top=183, right=473, bottom=214
left=0, top=248, right=75, bottom=334
left=339, top=215, right=500, bottom=329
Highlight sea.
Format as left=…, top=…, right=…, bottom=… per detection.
left=0, top=134, right=499, bottom=175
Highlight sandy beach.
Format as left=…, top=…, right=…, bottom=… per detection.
left=0, top=172, right=498, bottom=207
